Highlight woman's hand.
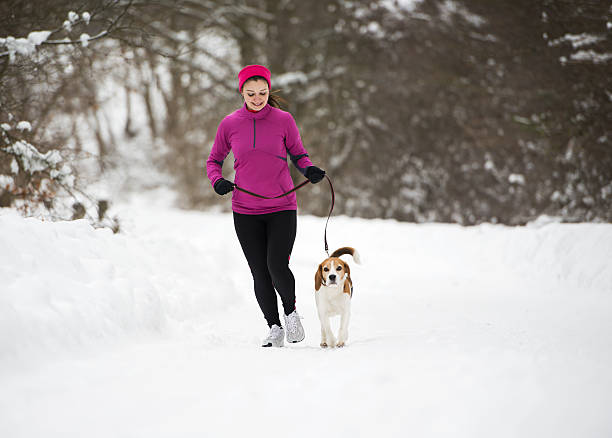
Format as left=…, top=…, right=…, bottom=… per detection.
left=305, top=166, right=326, bottom=184
left=214, top=178, right=234, bottom=195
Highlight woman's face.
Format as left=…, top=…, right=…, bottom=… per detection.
left=241, top=79, right=269, bottom=111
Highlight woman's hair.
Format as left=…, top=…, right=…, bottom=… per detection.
left=241, top=75, right=287, bottom=109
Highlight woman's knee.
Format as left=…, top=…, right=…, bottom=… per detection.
left=267, top=258, right=292, bottom=281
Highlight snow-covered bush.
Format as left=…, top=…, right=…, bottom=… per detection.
left=1, top=121, right=119, bottom=231
left=0, top=5, right=122, bottom=230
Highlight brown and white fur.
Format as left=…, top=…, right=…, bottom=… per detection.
left=314, top=247, right=361, bottom=348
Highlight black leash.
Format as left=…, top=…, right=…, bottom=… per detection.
left=232, top=175, right=335, bottom=256
left=322, top=175, right=334, bottom=257
left=232, top=179, right=310, bottom=199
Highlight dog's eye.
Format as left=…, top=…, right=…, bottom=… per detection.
left=336, top=266, right=343, bottom=271
left=323, top=267, right=329, bottom=272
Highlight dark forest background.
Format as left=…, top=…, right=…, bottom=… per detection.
left=1, top=0, right=611, bottom=225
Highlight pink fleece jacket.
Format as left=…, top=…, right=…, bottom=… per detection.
left=206, top=103, right=314, bottom=215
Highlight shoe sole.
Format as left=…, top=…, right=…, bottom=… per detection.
left=262, top=340, right=284, bottom=347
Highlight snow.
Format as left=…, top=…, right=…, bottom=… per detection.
left=10, top=158, right=18, bottom=174
left=1, top=196, right=612, bottom=437
left=570, top=50, right=612, bottom=64
left=79, top=33, right=90, bottom=47
left=2, top=140, right=75, bottom=190
left=381, top=0, right=423, bottom=13
left=0, top=30, right=51, bottom=62
left=82, top=12, right=91, bottom=25
left=2, top=36, right=33, bottom=58
left=0, top=175, right=14, bottom=189
left=364, top=21, right=385, bottom=38
left=508, top=173, right=525, bottom=185
left=26, top=30, right=51, bottom=46
left=439, top=0, right=486, bottom=27
left=15, top=121, right=32, bottom=132
left=548, top=33, right=605, bottom=49
left=274, top=71, right=309, bottom=88
left=549, top=33, right=611, bottom=65
left=4, top=141, right=61, bottom=171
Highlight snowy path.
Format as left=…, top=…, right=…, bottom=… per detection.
left=1, top=202, right=611, bottom=437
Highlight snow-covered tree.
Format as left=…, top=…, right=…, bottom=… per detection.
left=2, top=0, right=609, bottom=225
left=0, top=1, right=133, bottom=228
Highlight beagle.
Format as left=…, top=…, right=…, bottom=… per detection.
left=314, top=247, right=361, bottom=348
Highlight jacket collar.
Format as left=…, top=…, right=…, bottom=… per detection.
left=239, top=102, right=272, bottom=119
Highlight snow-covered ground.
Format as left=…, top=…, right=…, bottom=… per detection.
left=1, top=196, right=611, bottom=438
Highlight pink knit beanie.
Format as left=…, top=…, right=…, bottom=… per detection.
left=238, top=64, right=271, bottom=92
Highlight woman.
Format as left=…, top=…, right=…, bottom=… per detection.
left=206, top=64, right=326, bottom=347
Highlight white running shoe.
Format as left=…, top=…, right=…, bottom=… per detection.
left=284, top=310, right=305, bottom=343
left=262, top=324, right=284, bottom=347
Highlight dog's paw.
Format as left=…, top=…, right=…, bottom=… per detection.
left=337, top=341, right=345, bottom=348
left=320, top=342, right=328, bottom=348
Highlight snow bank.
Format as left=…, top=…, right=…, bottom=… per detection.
left=0, top=207, right=244, bottom=362
left=1, top=203, right=611, bottom=437
left=1, top=205, right=610, bottom=364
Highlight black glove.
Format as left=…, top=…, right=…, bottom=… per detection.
left=305, top=166, right=325, bottom=184
left=214, top=178, right=234, bottom=195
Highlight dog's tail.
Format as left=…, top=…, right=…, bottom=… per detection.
left=330, top=247, right=362, bottom=264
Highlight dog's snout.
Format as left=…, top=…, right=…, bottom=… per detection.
left=328, top=274, right=336, bottom=281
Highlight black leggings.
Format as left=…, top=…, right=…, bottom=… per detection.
left=233, top=210, right=297, bottom=327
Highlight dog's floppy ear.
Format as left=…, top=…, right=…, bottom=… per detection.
left=343, top=277, right=352, bottom=296
left=343, top=261, right=352, bottom=295
left=315, top=263, right=323, bottom=291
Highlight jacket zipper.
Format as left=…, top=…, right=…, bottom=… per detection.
left=253, top=119, right=256, bottom=148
